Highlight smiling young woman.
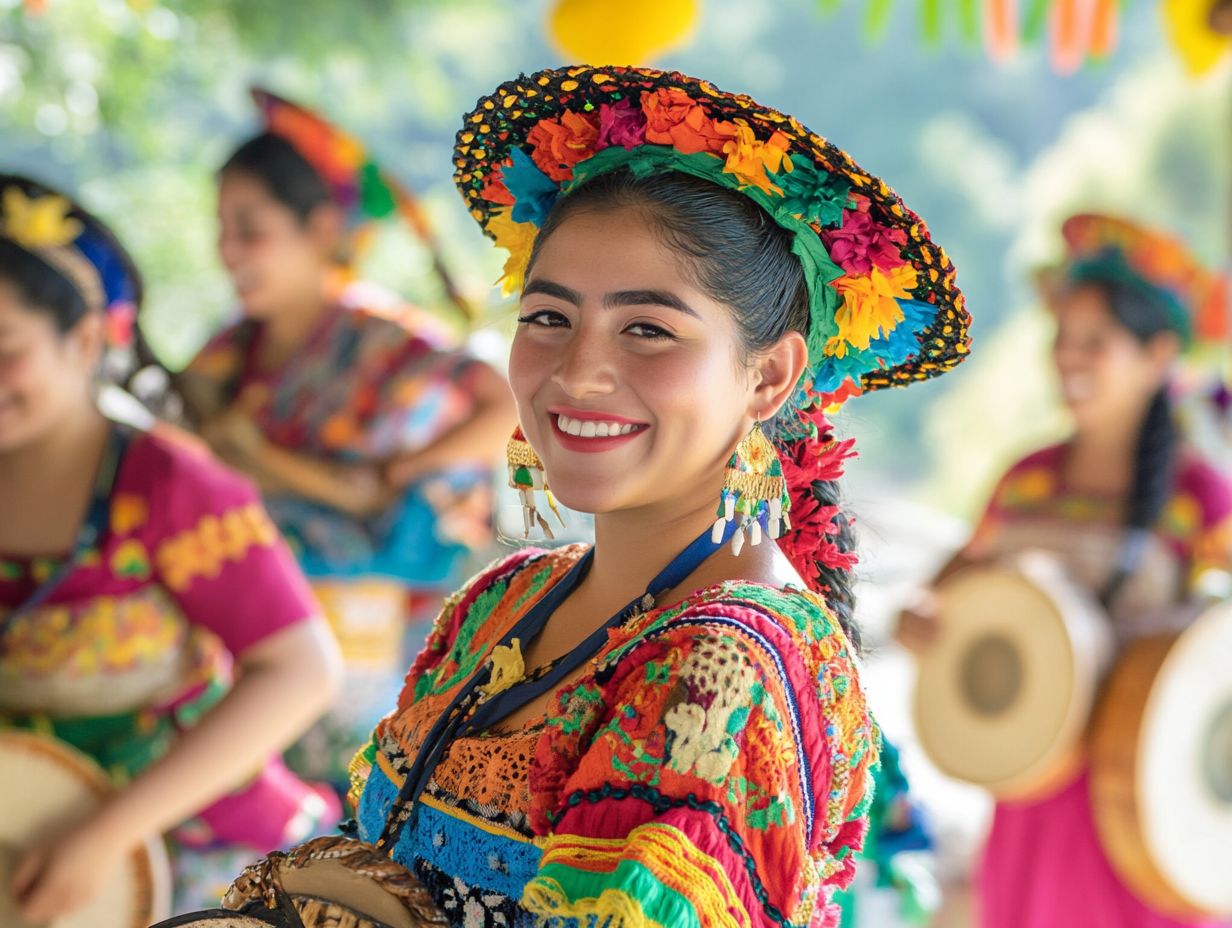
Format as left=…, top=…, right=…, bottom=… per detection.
left=897, top=215, right=1232, bottom=928
left=340, top=65, right=972, bottom=928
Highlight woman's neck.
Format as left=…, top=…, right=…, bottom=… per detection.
left=0, top=400, right=106, bottom=487
left=256, top=289, right=332, bottom=370
left=1066, top=417, right=1140, bottom=493
left=586, top=472, right=783, bottom=607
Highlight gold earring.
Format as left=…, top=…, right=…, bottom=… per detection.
left=507, top=427, right=565, bottom=539
left=711, top=420, right=790, bottom=556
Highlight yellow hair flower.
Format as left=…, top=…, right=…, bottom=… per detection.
left=828, top=264, right=919, bottom=352
left=2, top=187, right=83, bottom=249
left=487, top=208, right=539, bottom=297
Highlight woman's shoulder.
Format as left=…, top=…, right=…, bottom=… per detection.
left=115, top=425, right=264, bottom=528
left=1168, top=448, right=1232, bottom=531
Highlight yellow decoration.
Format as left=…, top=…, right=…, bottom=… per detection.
left=111, top=538, right=152, bottom=581
left=482, top=638, right=526, bottom=697
left=1162, top=0, right=1232, bottom=76
left=110, top=494, right=149, bottom=535
left=1, top=187, right=83, bottom=250
left=826, top=264, right=919, bottom=354
left=548, top=0, right=700, bottom=65
left=155, top=502, right=278, bottom=592
left=487, top=208, right=538, bottom=296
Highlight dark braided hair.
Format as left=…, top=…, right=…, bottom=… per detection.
left=1070, top=277, right=1182, bottom=606
left=527, top=169, right=861, bottom=649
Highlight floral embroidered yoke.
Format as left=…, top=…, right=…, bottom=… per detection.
left=351, top=546, right=879, bottom=928
left=184, top=292, right=492, bottom=582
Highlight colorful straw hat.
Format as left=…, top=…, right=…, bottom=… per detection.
left=1061, top=213, right=1229, bottom=347
left=451, top=65, right=971, bottom=407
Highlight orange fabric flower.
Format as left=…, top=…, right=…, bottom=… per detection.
left=721, top=121, right=793, bottom=194
left=527, top=111, right=600, bottom=182
left=640, top=87, right=735, bottom=155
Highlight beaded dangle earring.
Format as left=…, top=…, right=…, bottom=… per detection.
left=712, top=420, right=791, bottom=556
left=507, top=427, right=565, bottom=539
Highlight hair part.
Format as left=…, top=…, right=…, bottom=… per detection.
left=529, top=168, right=860, bottom=648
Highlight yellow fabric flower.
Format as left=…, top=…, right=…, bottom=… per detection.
left=487, top=208, right=538, bottom=296
left=721, top=121, right=793, bottom=195
left=827, top=264, right=919, bottom=353
left=1, top=187, right=83, bottom=249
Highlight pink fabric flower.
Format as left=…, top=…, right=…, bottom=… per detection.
left=595, top=100, right=647, bottom=151
left=822, top=210, right=908, bottom=277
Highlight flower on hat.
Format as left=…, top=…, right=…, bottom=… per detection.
left=501, top=149, right=562, bottom=227
left=822, top=210, right=908, bottom=277
left=595, top=100, right=648, bottom=151
left=720, top=121, right=793, bottom=195
left=828, top=263, right=919, bottom=353
left=773, top=160, right=852, bottom=229
left=487, top=208, right=538, bottom=297
left=640, top=87, right=735, bottom=155
left=527, top=110, right=600, bottom=182
left=2, top=187, right=82, bottom=249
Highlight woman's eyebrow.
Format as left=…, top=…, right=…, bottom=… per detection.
left=521, top=279, right=583, bottom=305
left=604, top=289, right=699, bottom=318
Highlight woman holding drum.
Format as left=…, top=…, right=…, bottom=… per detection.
left=898, top=215, right=1232, bottom=928
left=176, top=91, right=517, bottom=795
left=0, top=175, right=344, bottom=921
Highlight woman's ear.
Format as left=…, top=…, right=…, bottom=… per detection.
left=748, top=330, right=809, bottom=419
left=305, top=201, right=346, bottom=263
left=67, top=310, right=106, bottom=368
left=1146, top=330, right=1182, bottom=381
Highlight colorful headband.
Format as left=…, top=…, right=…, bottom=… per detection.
left=252, top=88, right=473, bottom=320
left=452, top=65, right=971, bottom=407
left=1061, top=213, right=1229, bottom=347
left=0, top=179, right=140, bottom=347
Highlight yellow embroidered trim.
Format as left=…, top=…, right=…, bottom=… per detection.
left=538, top=823, right=751, bottom=928
left=154, top=503, right=279, bottom=592
left=507, top=436, right=543, bottom=469
left=522, top=878, right=668, bottom=928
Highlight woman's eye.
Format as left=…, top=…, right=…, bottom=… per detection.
left=625, top=322, right=675, bottom=340
left=516, top=309, right=569, bottom=328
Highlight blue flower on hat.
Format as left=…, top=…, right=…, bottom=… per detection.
left=503, top=148, right=561, bottom=228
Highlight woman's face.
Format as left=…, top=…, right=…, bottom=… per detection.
left=0, top=281, right=98, bottom=453
left=1051, top=284, right=1175, bottom=432
left=216, top=169, right=338, bottom=320
left=509, top=206, right=772, bottom=518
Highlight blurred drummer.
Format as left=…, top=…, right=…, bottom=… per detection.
left=0, top=175, right=343, bottom=919
left=176, top=91, right=516, bottom=795
left=897, top=215, right=1232, bottom=928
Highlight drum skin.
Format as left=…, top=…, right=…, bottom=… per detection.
left=0, top=731, right=171, bottom=928
left=913, top=554, right=1114, bottom=800
left=1090, top=601, right=1232, bottom=918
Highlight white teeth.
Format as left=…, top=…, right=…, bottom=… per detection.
left=555, top=415, right=641, bottom=439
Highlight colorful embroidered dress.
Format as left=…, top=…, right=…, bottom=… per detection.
left=183, top=288, right=493, bottom=585
left=968, top=443, right=1232, bottom=928
left=350, top=546, right=879, bottom=928
left=0, top=424, right=336, bottom=905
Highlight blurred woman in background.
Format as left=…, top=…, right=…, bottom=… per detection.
left=177, top=91, right=516, bottom=796
left=897, top=215, right=1232, bottom=928
left=0, top=174, right=342, bottom=919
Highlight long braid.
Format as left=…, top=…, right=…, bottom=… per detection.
left=1100, top=385, right=1179, bottom=607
